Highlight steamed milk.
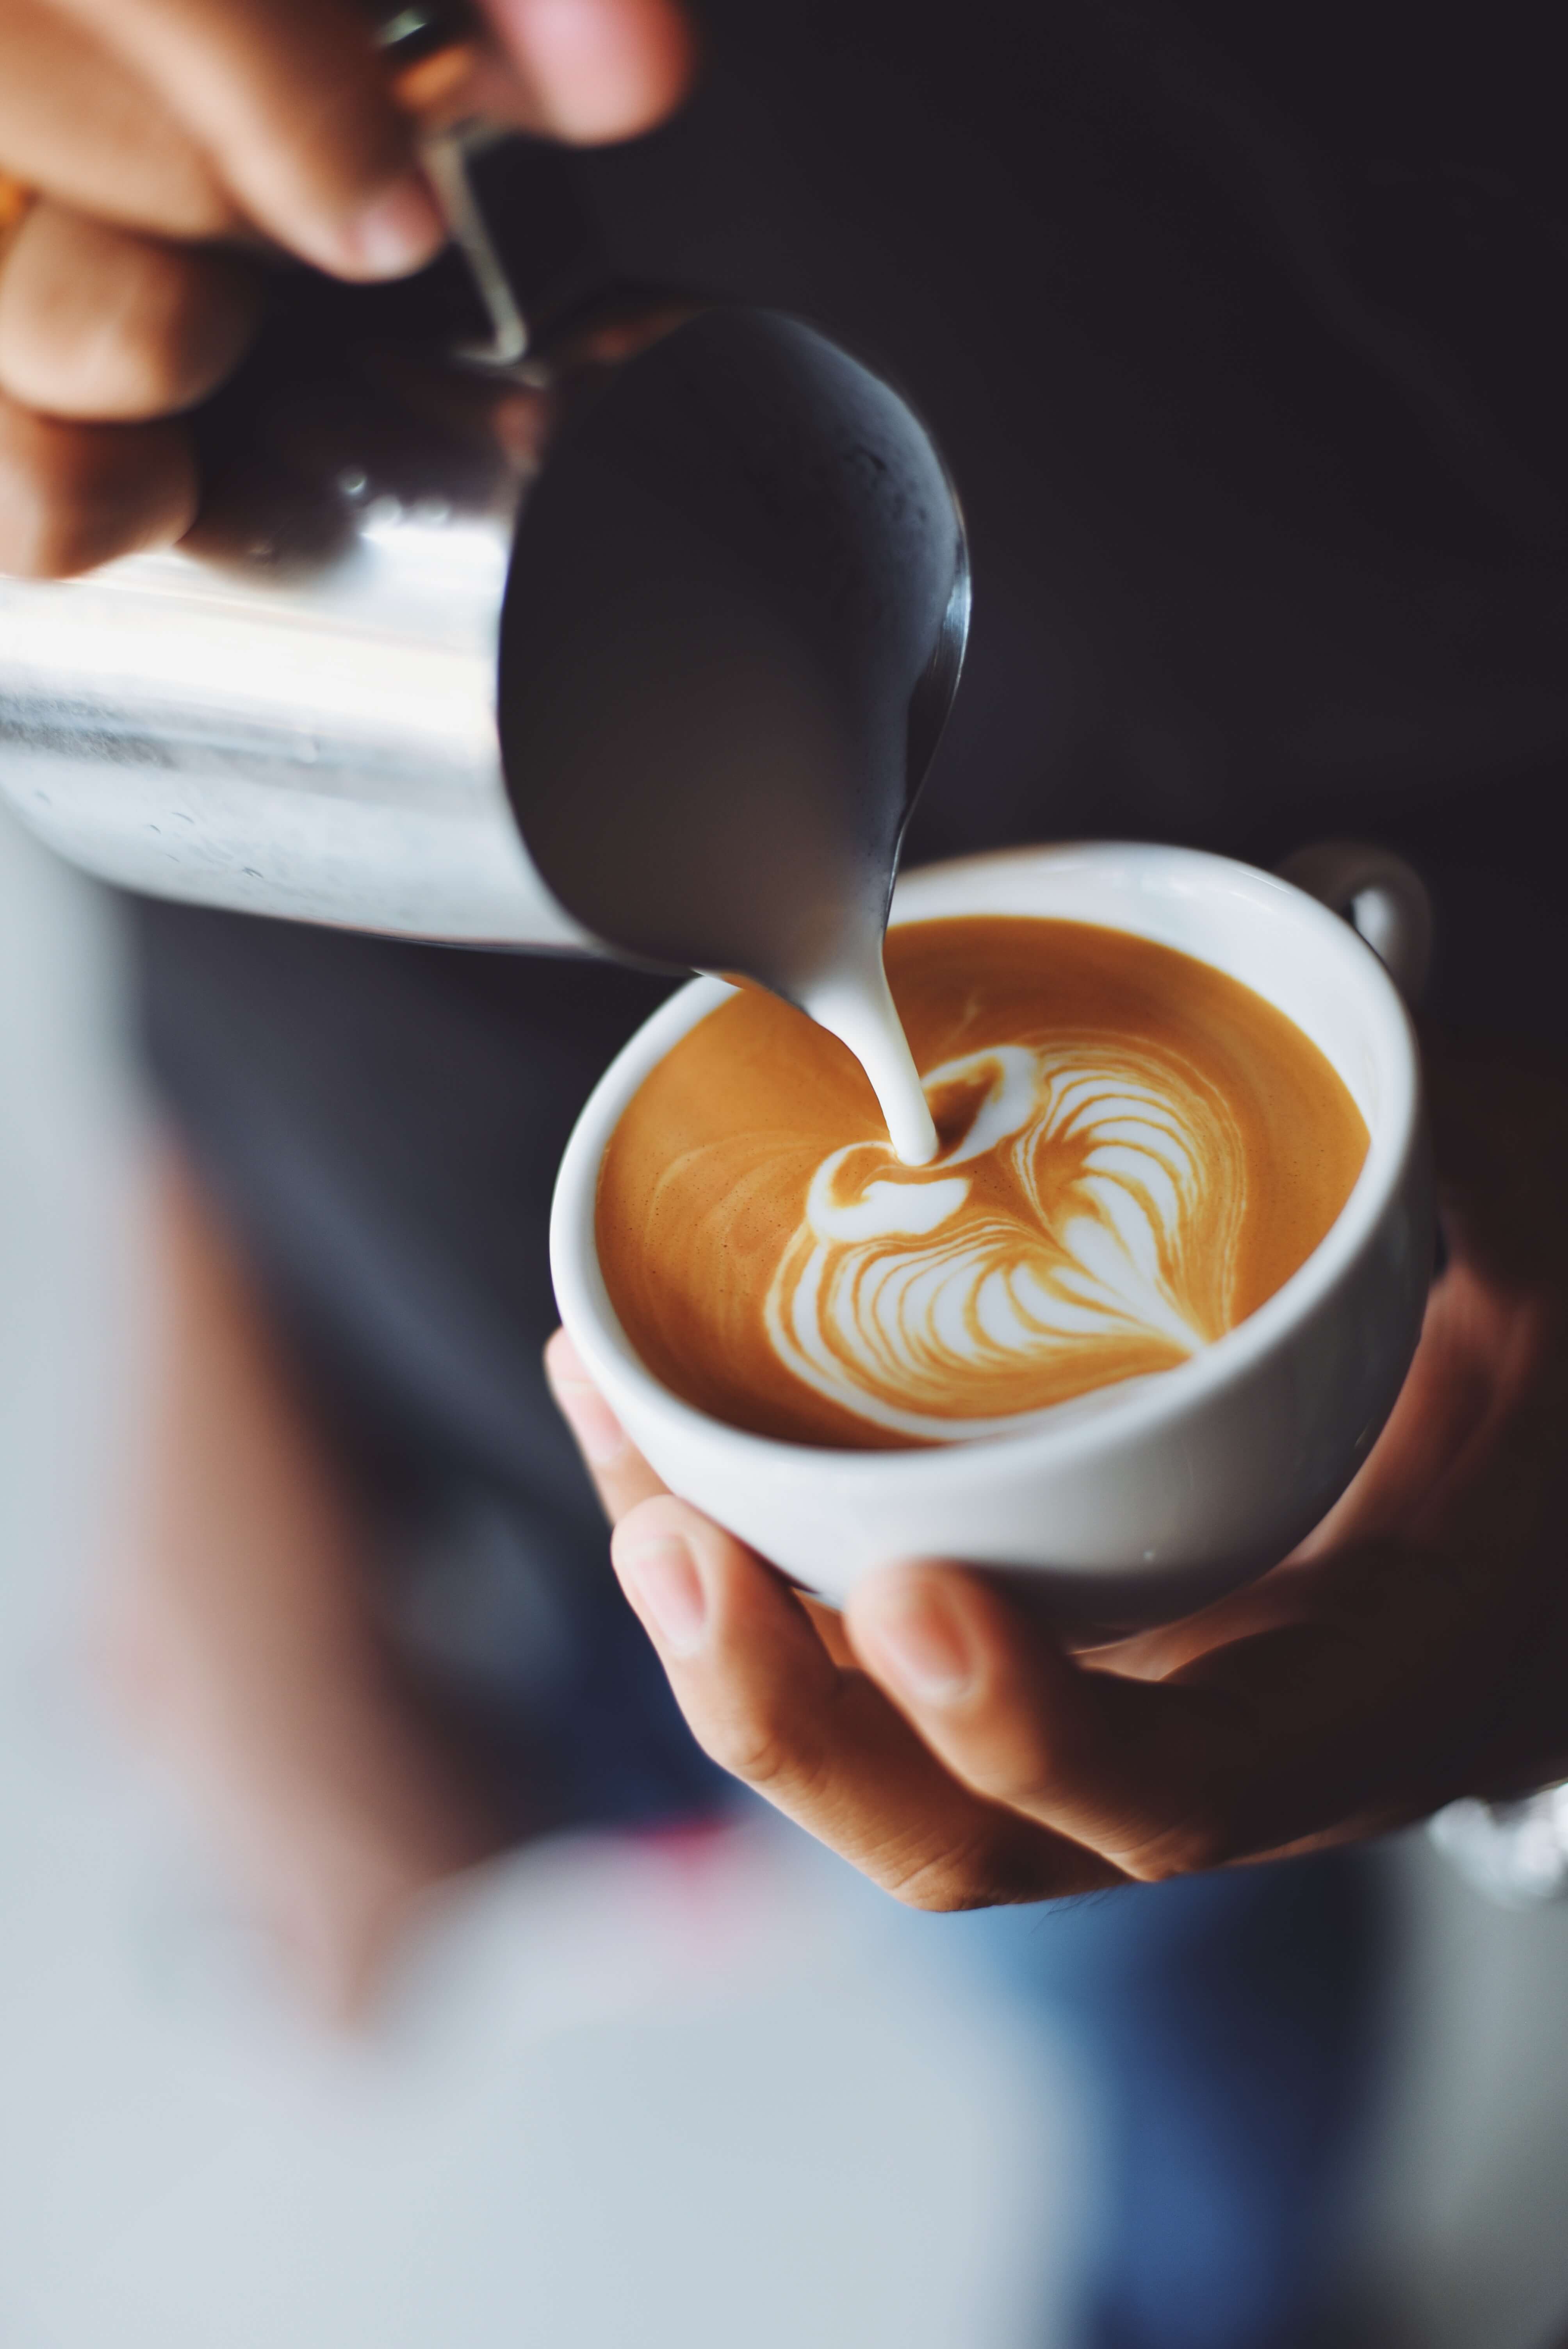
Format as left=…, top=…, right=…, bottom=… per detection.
left=597, top=916, right=1368, bottom=1449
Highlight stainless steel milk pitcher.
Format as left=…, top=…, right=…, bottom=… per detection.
left=0, top=261, right=969, bottom=987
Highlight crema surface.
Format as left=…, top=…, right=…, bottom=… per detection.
left=596, top=918, right=1369, bottom=1449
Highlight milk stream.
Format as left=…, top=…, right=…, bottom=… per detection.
left=799, top=954, right=939, bottom=1166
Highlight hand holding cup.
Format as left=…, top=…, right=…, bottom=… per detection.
left=547, top=844, right=1568, bottom=1899
left=548, top=1039, right=1568, bottom=1903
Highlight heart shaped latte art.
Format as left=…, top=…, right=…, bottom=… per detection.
left=763, top=1039, right=1248, bottom=1440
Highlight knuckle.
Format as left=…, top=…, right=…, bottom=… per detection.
left=947, top=1710, right=1073, bottom=1816
left=701, top=1700, right=818, bottom=1798
left=971, top=1746, right=1056, bottom=1814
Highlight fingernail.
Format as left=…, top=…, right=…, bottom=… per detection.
left=618, top=1535, right=707, bottom=1657
left=340, top=175, right=445, bottom=279
left=551, top=1376, right=627, bottom=1468
left=862, top=1581, right=973, bottom=1704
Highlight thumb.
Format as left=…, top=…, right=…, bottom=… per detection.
left=846, top=1561, right=1260, bottom=1880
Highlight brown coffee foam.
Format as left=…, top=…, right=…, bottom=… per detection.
left=596, top=916, right=1368, bottom=1449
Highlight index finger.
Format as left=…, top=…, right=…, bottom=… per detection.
left=55, top=0, right=695, bottom=282
left=57, top=0, right=444, bottom=277
left=544, top=1327, right=668, bottom=1521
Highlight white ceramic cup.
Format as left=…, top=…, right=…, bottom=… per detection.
left=551, top=841, right=1433, bottom=1627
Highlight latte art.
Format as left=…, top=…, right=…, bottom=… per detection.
left=596, top=916, right=1368, bottom=1450
left=767, top=1039, right=1247, bottom=1439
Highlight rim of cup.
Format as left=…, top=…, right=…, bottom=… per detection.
left=551, top=840, right=1424, bottom=1483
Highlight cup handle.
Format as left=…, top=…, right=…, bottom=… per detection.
left=1274, top=839, right=1434, bottom=1008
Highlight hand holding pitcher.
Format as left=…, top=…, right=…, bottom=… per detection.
left=0, top=0, right=692, bottom=576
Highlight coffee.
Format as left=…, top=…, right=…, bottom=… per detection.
left=596, top=916, right=1369, bottom=1449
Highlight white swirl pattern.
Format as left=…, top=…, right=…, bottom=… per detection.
left=764, top=1038, right=1248, bottom=1441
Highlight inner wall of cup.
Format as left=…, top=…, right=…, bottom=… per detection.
left=888, top=848, right=1399, bottom=1136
